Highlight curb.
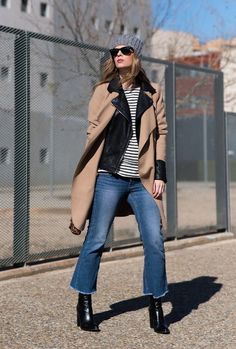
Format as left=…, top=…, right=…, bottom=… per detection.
left=0, top=232, right=235, bottom=282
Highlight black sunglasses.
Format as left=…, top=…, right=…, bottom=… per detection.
left=109, top=46, right=134, bottom=57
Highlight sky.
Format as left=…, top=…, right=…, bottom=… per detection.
left=151, top=0, right=236, bottom=43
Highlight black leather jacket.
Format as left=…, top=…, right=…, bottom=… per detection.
left=98, top=77, right=167, bottom=182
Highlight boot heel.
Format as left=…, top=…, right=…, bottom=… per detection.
left=149, top=308, right=155, bottom=328
left=149, top=317, right=154, bottom=328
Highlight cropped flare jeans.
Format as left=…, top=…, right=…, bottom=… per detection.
left=70, top=173, right=168, bottom=298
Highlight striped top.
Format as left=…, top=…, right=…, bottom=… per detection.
left=117, top=87, right=140, bottom=178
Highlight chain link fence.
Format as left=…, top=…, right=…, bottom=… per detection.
left=226, top=112, right=236, bottom=233
left=0, top=25, right=229, bottom=269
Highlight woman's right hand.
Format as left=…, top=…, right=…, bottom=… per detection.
left=69, top=219, right=81, bottom=235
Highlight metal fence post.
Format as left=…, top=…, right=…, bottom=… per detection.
left=165, top=63, right=177, bottom=239
left=214, top=72, right=229, bottom=231
left=13, top=31, right=30, bottom=265
left=225, top=112, right=231, bottom=232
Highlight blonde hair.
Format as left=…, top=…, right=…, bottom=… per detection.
left=94, top=52, right=151, bottom=90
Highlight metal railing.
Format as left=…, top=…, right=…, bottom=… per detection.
left=0, top=25, right=229, bottom=269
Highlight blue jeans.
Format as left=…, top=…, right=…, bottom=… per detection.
left=70, top=173, right=168, bottom=298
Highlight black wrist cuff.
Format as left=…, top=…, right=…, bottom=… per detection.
left=155, top=160, right=167, bottom=183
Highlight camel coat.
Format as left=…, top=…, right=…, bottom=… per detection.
left=71, top=80, right=168, bottom=233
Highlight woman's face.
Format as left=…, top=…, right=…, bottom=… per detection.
left=113, top=45, right=134, bottom=70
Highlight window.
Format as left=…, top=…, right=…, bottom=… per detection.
left=105, top=20, right=113, bottom=34
left=1, top=66, right=9, bottom=81
left=190, top=101, right=197, bottom=109
left=190, top=96, right=198, bottom=109
left=1, top=0, right=8, bottom=7
left=190, top=70, right=197, bottom=77
left=0, top=148, right=10, bottom=164
left=91, top=16, right=99, bottom=30
left=21, top=0, right=29, bottom=12
left=133, top=27, right=140, bottom=36
left=40, top=72, right=48, bottom=87
left=40, top=2, right=48, bottom=17
left=39, top=148, right=49, bottom=164
left=120, top=24, right=125, bottom=35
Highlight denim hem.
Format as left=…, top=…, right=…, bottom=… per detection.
left=143, top=289, right=168, bottom=298
left=69, top=285, right=97, bottom=295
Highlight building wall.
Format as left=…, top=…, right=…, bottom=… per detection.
left=220, top=42, right=236, bottom=113
left=53, top=0, right=151, bottom=46
left=0, top=0, right=54, bottom=33
left=151, top=29, right=200, bottom=60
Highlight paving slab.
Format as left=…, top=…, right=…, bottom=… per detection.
left=1, top=238, right=236, bottom=349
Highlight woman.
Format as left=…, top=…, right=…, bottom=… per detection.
left=69, top=34, right=169, bottom=334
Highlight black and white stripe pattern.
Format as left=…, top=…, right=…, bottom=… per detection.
left=117, top=87, right=140, bottom=178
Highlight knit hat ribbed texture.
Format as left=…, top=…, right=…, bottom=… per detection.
left=110, top=34, right=143, bottom=57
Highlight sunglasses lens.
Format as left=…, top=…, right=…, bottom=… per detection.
left=110, top=46, right=134, bottom=57
left=110, top=48, right=118, bottom=57
left=121, top=47, right=134, bottom=55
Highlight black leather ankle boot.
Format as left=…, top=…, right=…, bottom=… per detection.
left=77, top=293, right=100, bottom=332
left=149, top=296, right=170, bottom=334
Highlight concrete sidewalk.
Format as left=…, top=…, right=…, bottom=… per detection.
left=1, top=238, right=236, bottom=349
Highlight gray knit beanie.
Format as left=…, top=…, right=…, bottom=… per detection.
left=110, top=34, right=143, bottom=57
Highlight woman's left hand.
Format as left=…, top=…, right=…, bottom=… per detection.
left=152, top=180, right=166, bottom=198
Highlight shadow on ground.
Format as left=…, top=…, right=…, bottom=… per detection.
left=94, top=276, right=222, bottom=326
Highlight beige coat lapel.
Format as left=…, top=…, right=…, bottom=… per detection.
left=73, top=91, right=118, bottom=177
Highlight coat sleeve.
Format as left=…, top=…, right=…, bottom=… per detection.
left=153, top=84, right=168, bottom=182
